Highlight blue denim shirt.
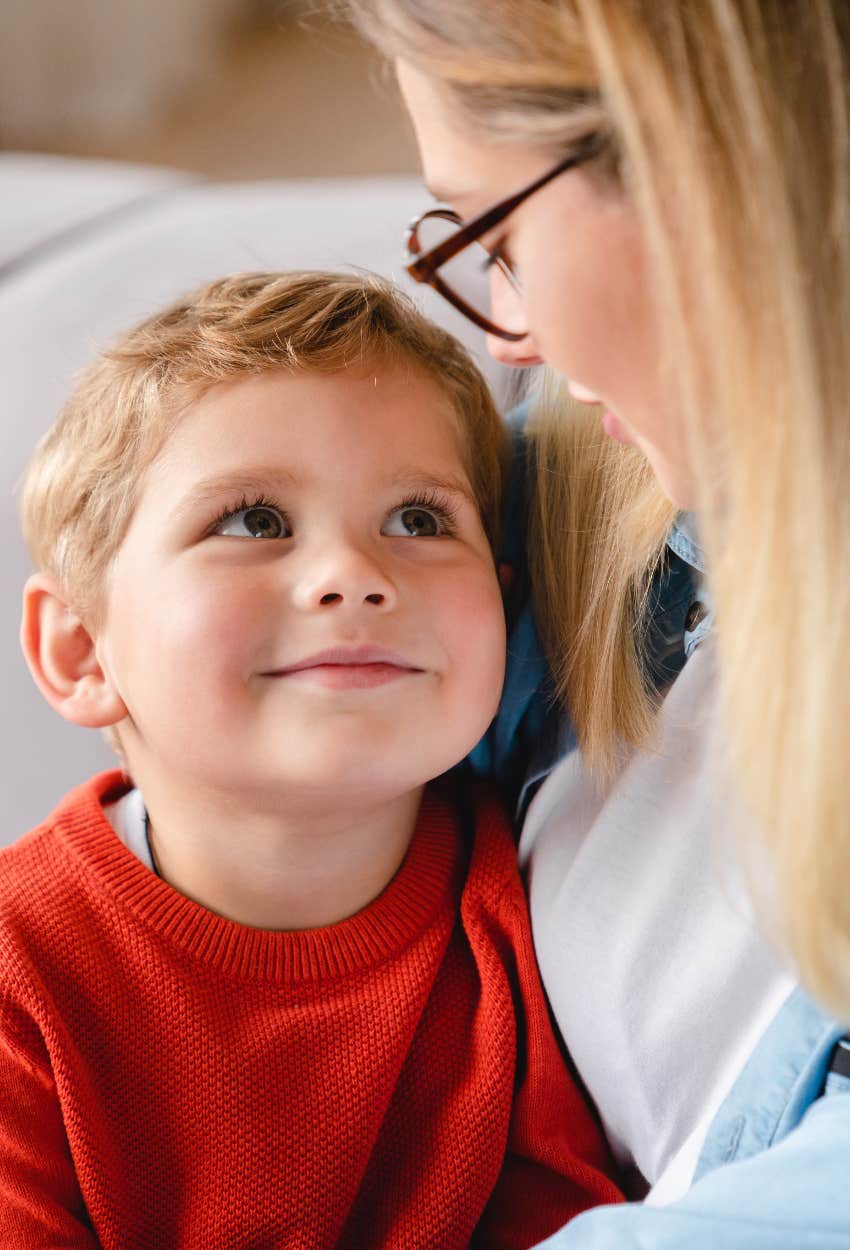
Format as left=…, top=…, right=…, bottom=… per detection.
left=471, top=417, right=849, bottom=1248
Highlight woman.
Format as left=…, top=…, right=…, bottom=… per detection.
left=345, top=2, right=850, bottom=1245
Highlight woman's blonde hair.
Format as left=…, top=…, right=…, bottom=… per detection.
left=348, top=0, right=850, bottom=1016
left=21, top=270, right=508, bottom=625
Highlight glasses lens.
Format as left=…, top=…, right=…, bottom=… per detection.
left=413, top=214, right=525, bottom=338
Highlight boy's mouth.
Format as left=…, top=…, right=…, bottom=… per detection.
left=264, top=645, right=424, bottom=690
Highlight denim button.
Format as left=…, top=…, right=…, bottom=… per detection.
left=684, top=600, right=708, bottom=633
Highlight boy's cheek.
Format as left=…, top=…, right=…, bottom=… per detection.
left=454, top=589, right=507, bottom=715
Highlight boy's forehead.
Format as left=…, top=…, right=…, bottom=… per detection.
left=176, top=363, right=460, bottom=429
left=144, top=366, right=475, bottom=497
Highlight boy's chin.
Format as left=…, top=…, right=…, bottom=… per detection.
left=233, top=754, right=459, bottom=816
left=263, top=761, right=436, bottom=809
left=128, top=721, right=491, bottom=816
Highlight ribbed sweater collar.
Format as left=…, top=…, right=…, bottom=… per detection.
left=51, top=772, right=465, bottom=985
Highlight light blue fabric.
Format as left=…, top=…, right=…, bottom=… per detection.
left=535, top=1088, right=850, bottom=1248
left=666, top=512, right=707, bottom=575
left=532, top=984, right=847, bottom=1249
left=528, top=947, right=849, bottom=1248
left=694, top=988, right=843, bottom=1181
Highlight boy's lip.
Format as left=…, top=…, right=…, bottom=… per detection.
left=267, top=645, right=424, bottom=676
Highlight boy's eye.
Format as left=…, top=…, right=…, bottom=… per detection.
left=215, top=505, right=290, bottom=539
left=382, top=506, right=442, bottom=538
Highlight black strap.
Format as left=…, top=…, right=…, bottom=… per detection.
left=144, top=811, right=161, bottom=880
left=827, top=1035, right=850, bottom=1080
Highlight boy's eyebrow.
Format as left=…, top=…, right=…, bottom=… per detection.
left=170, top=469, right=298, bottom=519
left=391, top=469, right=477, bottom=507
left=169, top=467, right=478, bottom=517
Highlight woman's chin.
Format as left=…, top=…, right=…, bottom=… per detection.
left=638, top=441, right=697, bottom=510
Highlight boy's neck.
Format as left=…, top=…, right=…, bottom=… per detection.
left=136, top=782, right=425, bottom=931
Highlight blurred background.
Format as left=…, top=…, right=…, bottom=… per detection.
left=0, top=0, right=418, bottom=178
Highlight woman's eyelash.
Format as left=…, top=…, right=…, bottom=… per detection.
left=481, top=237, right=511, bottom=270
left=396, top=489, right=460, bottom=534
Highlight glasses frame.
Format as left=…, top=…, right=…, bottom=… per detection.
left=405, top=133, right=603, bottom=341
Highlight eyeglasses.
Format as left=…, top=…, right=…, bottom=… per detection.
left=404, top=133, right=604, bottom=341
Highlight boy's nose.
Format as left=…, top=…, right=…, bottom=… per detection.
left=293, top=546, right=397, bottom=613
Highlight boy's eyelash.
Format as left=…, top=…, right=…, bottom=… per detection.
left=396, top=489, right=460, bottom=534
left=206, top=493, right=284, bottom=535
left=204, top=490, right=461, bottom=535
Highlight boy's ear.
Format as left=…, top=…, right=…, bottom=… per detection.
left=20, top=573, right=127, bottom=729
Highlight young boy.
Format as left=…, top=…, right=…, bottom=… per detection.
left=6, top=271, right=620, bottom=1249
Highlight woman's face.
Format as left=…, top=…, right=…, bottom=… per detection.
left=397, top=60, right=696, bottom=507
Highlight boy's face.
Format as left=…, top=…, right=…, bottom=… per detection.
left=95, top=365, right=506, bottom=813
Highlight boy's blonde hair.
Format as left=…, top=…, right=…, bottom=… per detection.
left=347, top=0, right=850, bottom=1016
left=21, top=270, right=507, bottom=625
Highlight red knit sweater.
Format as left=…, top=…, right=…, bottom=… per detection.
left=0, top=771, right=620, bottom=1249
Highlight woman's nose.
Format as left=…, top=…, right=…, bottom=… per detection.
left=292, top=543, right=397, bottom=612
left=486, top=329, right=544, bottom=367
left=485, top=266, right=544, bottom=367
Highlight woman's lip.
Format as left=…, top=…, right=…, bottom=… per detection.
left=565, top=380, right=633, bottom=444
left=567, top=380, right=602, bottom=404
left=601, top=409, right=632, bottom=444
